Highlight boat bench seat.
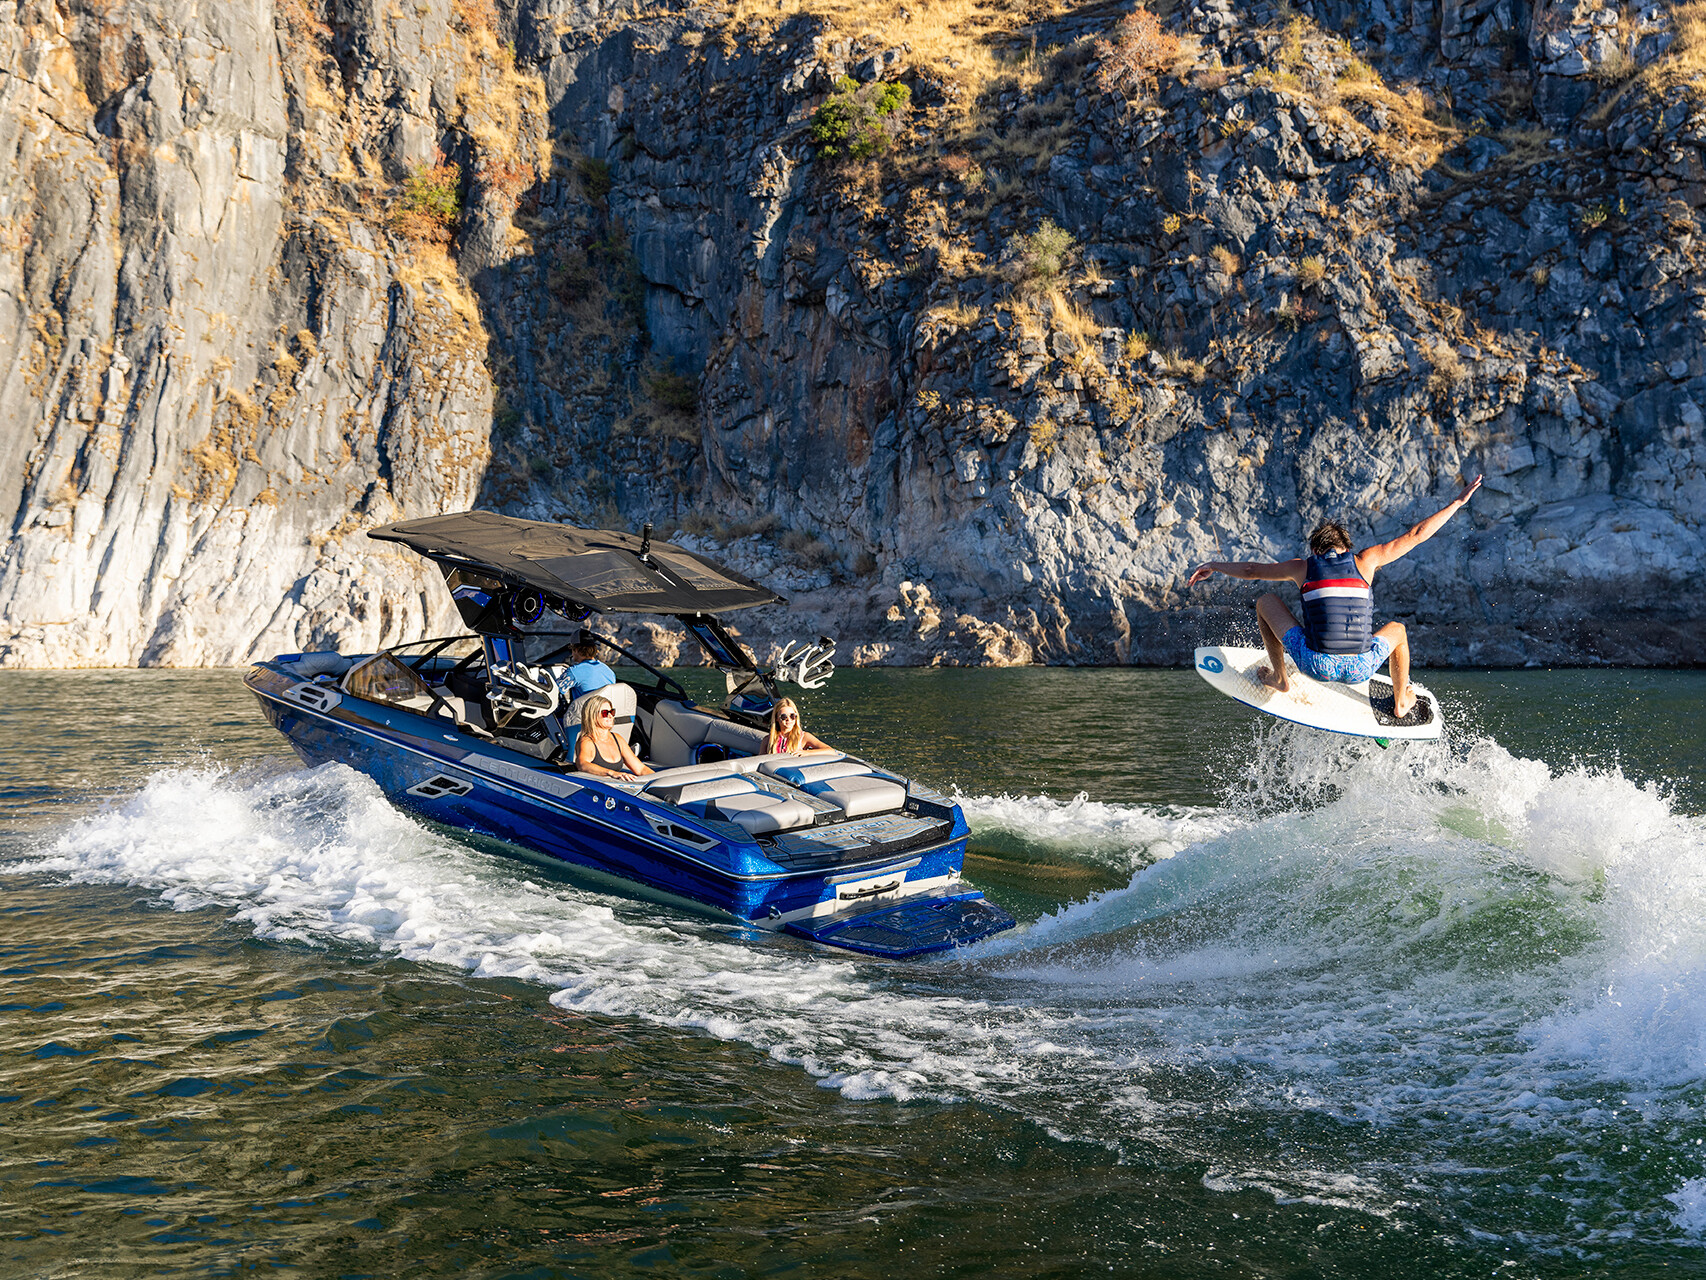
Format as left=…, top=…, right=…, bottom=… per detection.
left=641, top=748, right=904, bottom=833
left=644, top=750, right=843, bottom=792
left=760, top=760, right=907, bottom=818
left=761, top=760, right=867, bottom=786
left=647, top=701, right=768, bottom=768
left=704, top=791, right=817, bottom=835
left=646, top=770, right=816, bottom=835
left=653, top=776, right=757, bottom=806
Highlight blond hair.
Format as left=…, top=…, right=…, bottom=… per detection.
left=766, top=697, right=804, bottom=753
left=580, top=693, right=613, bottom=736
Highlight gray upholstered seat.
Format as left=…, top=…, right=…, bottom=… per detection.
left=759, top=759, right=867, bottom=786
left=759, top=757, right=906, bottom=817
left=640, top=767, right=817, bottom=835
left=800, top=773, right=906, bottom=817
left=647, top=700, right=767, bottom=767
left=705, top=792, right=817, bottom=835
left=648, top=774, right=756, bottom=806
left=283, top=652, right=355, bottom=677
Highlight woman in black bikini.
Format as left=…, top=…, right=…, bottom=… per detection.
left=575, top=694, right=653, bottom=780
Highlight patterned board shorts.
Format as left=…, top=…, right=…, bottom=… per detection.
left=1282, top=627, right=1394, bottom=684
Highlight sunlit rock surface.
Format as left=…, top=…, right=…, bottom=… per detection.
left=2, top=0, right=1701, bottom=667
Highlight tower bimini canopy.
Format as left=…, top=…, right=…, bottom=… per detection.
left=368, top=511, right=781, bottom=615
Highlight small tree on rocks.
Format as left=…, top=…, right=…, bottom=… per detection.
left=1094, top=7, right=1182, bottom=99
left=810, top=76, right=912, bottom=160
left=395, top=159, right=462, bottom=244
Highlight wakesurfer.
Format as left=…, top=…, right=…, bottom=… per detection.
left=1187, top=477, right=1482, bottom=718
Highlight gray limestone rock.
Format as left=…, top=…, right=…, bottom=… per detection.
left=1, top=0, right=1703, bottom=672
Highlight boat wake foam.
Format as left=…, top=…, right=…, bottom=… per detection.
left=12, top=727, right=1706, bottom=1250
left=955, top=789, right=1236, bottom=873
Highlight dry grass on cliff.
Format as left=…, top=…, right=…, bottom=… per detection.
left=180, top=393, right=263, bottom=508
left=1424, top=340, right=1467, bottom=396
left=1161, top=348, right=1207, bottom=383
left=394, top=248, right=487, bottom=336
left=1045, top=291, right=1103, bottom=351
left=276, top=0, right=343, bottom=114
left=454, top=24, right=549, bottom=196
left=1640, top=2, right=1706, bottom=95
left=727, top=0, right=1079, bottom=94
left=1235, top=13, right=1461, bottom=170
left=925, top=299, right=981, bottom=327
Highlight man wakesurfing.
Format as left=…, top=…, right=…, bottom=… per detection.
left=1186, top=477, right=1482, bottom=718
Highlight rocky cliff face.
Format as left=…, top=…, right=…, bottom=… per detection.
left=0, top=0, right=510, bottom=664
left=3, top=0, right=1703, bottom=668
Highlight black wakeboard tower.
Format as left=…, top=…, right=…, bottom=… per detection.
left=368, top=511, right=834, bottom=711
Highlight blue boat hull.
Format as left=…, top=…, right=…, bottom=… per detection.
left=246, top=663, right=1015, bottom=955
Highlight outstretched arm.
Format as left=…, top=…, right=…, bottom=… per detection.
left=1356, top=477, right=1482, bottom=577
left=1188, top=558, right=1306, bottom=587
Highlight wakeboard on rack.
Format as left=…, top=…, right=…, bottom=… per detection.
left=1193, top=645, right=1443, bottom=742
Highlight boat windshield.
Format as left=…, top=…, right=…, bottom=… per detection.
left=343, top=653, right=435, bottom=710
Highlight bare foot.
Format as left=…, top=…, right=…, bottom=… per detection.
left=1257, top=664, right=1290, bottom=694
left=1393, top=688, right=1416, bottom=719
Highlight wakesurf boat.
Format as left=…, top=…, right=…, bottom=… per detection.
left=244, top=512, right=1015, bottom=958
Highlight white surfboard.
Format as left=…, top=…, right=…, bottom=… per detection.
left=1193, top=645, right=1443, bottom=741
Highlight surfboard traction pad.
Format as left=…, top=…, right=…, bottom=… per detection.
left=1368, top=678, right=1434, bottom=728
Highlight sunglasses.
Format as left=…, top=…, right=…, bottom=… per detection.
left=597, top=709, right=614, bottom=719
left=778, top=713, right=797, bottom=723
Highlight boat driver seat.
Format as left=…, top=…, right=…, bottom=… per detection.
left=444, top=663, right=488, bottom=707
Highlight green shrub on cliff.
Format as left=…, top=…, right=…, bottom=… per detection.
left=578, top=155, right=613, bottom=201
left=810, top=76, right=912, bottom=160
left=396, top=160, right=462, bottom=244
left=404, top=161, right=462, bottom=225
left=1015, top=219, right=1075, bottom=288
left=648, top=369, right=698, bottom=415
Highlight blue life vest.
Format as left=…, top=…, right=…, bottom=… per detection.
left=1300, top=551, right=1373, bottom=655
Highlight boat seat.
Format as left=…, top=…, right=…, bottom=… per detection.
left=643, top=761, right=756, bottom=792
left=437, top=695, right=486, bottom=731
left=650, top=775, right=757, bottom=806
left=647, top=700, right=767, bottom=768
left=760, top=758, right=907, bottom=817
left=699, top=791, right=817, bottom=836
left=760, top=760, right=869, bottom=786
left=801, top=773, right=906, bottom=817
left=444, top=662, right=491, bottom=703
left=642, top=770, right=816, bottom=835
left=643, top=751, right=844, bottom=794
left=281, top=652, right=354, bottom=677
left=701, top=718, right=766, bottom=761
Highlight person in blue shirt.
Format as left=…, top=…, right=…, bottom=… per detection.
left=554, top=633, right=615, bottom=703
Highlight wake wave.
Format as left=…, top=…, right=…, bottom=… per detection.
left=955, top=789, right=1236, bottom=872
left=11, top=726, right=1706, bottom=1248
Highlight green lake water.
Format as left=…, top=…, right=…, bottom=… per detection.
left=3, top=667, right=1705, bottom=1277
